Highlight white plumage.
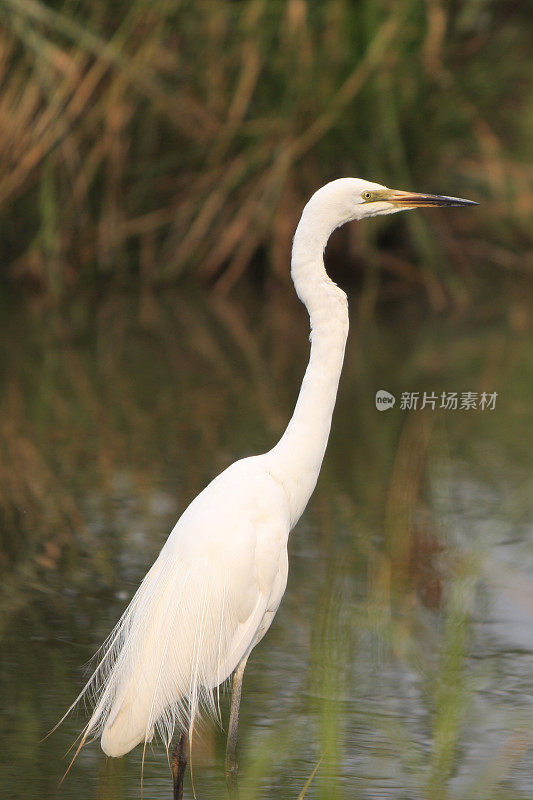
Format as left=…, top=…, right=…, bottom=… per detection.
left=92, top=457, right=290, bottom=756
left=66, top=178, right=476, bottom=790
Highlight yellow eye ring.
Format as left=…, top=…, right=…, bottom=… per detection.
left=363, top=191, right=372, bottom=200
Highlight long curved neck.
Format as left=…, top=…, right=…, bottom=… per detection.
left=267, top=204, right=349, bottom=527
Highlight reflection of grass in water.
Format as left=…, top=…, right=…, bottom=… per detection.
left=0, top=292, right=280, bottom=622
left=311, top=559, right=349, bottom=800
left=0, top=291, right=531, bottom=797
left=426, top=557, right=478, bottom=798
left=292, top=543, right=529, bottom=800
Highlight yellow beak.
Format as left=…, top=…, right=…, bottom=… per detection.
left=386, top=189, right=479, bottom=207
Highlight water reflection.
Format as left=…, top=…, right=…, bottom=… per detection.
left=0, top=289, right=531, bottom=799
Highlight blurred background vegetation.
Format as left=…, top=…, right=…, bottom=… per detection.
left=0, top=0, right=531, bottom=302
left=0, top=1, right=531, bottom=798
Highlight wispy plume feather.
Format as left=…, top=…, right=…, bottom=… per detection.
left=68, top=542, right=251, bottom=759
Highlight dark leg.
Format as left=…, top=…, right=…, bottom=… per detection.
left=225, top=654, right=249, bottom=799
left=172, top=731, right=188, bottom=800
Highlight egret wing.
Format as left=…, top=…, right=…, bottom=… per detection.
left=82, top=470, right=288, bottom=757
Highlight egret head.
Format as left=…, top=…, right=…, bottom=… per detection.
left=306, top=177, right=478, bottom=227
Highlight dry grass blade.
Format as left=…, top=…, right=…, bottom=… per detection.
left=0, top=0, right=530, bottom=295
left=290, top=1, right=410, bottom=161
left=3, top=0, right=217, bottom=138
left=296, top=755, right=323, bottom=800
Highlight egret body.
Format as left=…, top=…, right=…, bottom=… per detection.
left=69, top=178, right=476, bottom=795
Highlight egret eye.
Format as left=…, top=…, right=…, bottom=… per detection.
left=363, top=191, right=372, bottom=200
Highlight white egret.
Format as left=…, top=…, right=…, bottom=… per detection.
left=66, top=178, right=477, bottom=797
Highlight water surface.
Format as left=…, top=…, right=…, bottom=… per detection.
left=0, top=289, right=531, bottom=799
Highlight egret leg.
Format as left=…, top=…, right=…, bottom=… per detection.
left=225, top=654, right=249, bottom=799
left=172, top=731, right=188, bottom=800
